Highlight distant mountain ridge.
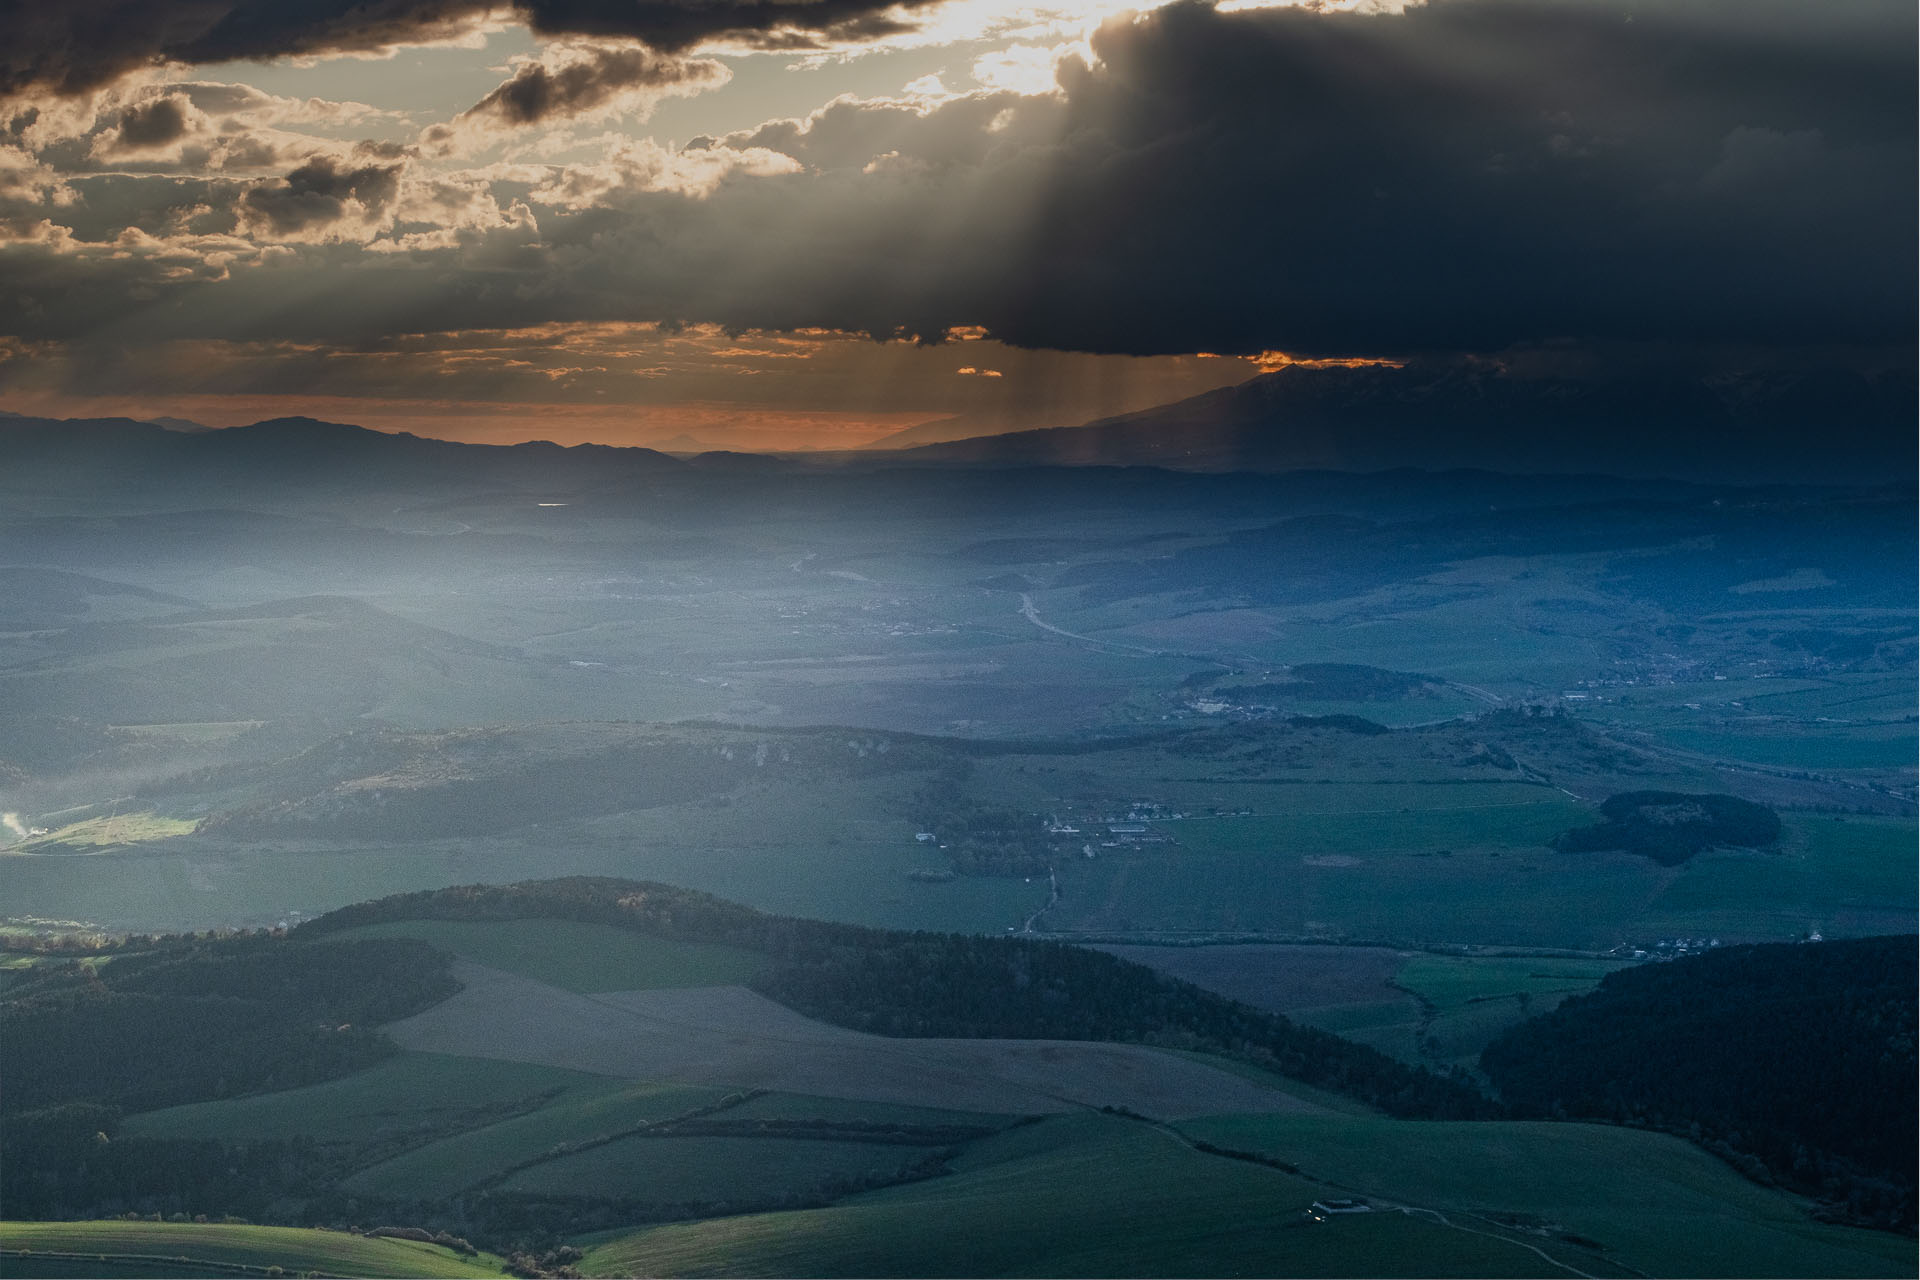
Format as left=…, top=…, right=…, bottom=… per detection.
left=899, top=363, right=1917, bottom=484
left=0, top=414, right=689, bottom=499
left=7, top=361, right=1913, bottom=488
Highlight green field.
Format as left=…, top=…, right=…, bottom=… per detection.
left=0, top=1222, right=505, bottom=1278
left=1179, top=1114, right=1915, bottom=1280
left=1660, top=725, right=1916, bottom=770
left=332, top=918, right=766, bottom=992
left=500, top=1133, right=946, bottom=1204
left=122, top=1052, right=610, bottom=1145
left=344, top=1082, right=729, bottom=1199
left=17, top=813, right=197, bottom=852
left=1634, top=814, right=1919, bottom=940
left=1394, top=955, right=1626, bottom=1010
left=1272, top=954, right=1624, bottom=1070
left=579, top=1113, right=1559, bottom=1278
left=1049, top=798, right=1917, bottom=949
left=721, top=1092, right=1017, bottom=1130
left=1306, top=955, right=1629, bottom=1068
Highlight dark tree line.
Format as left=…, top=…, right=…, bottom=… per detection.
left=2, top=1102, right=334, bottom=1221
left=2, top=934, right=458, bottom=1222
left=1481, top=936, right=1916, bottom=1231
left=3, top=934, right=457, bottom=1115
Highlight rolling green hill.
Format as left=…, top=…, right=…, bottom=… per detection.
left=0, top=1220, right=506, bottom=1278
left=580, top=1111, right=1915, bottom=1279
left=5, top=882, right=1913, bottom=1278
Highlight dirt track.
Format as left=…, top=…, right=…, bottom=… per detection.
left=385, top=961, right=1327, bottom=1120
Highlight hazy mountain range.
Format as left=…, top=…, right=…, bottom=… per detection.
left=4, top=362, right=1913, bottom=488
left=894, top=363, right=1917, bottom=483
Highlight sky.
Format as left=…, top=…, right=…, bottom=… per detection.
left=0, top=0, right=1912, bottom=451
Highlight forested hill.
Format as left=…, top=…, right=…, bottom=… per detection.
left=1480, top=936, right=1917, bottom=1231
left=300, top=877, right=1497, bottom=1120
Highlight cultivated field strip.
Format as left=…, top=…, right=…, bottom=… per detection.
left=384, top=961, right=1325, bottom=1119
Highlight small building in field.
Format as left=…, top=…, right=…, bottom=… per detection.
left=1311, top=1199, right=1372, bottom=1215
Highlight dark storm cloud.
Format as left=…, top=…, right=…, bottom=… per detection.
left=0, top=0, right=940, bottom=96
left=112, top=97, right=192, bottom=150
left=4, top=0, right=1913, bottom=363
left=974, top=0, right=1918, bottom=356
left=239, top=154, right=403, bottom=236
left=460, top=45, right=726, bottom=128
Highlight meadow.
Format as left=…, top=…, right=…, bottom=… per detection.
left=578, top=1113, right=1553, bottom=1279
left=121, top=1052, right=611, bottom=1146
left=1094, top=945, right=1627, bottom=1070
left=577, top=1108, right=1915, bottom=1279
left=343, top=1082, right=732, bottom=1200
left=15, top=813, right=197, bottom=853
left=0, top=1221, right=506, bottom=1278
left=1179, top=1114, right=1916, bottom=1280
left=496, top=1133, right=944, bottom=1204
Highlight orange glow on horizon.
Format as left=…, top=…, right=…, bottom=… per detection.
left=0, top=392, right=949, bottom=452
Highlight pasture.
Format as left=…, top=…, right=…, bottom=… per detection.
left=0, top=1221, right=505, bottom=1278
left=1093, top=945, right=1624, bottom=1069
left=1394, top=955, right=1626, bottom=1010
left=17, top=813, right=197, bottom=853
left=380, top=960, right=1319, bottom=1119
left=122, top=1052, right=609, bottom=1145
left=499, top=1133, right=944, bottom=1204
left=1180, top=1114, right=1916, bottom=1279
left=1635, top=814, right=1919, bottom=940
left=579, top=1112, right=1592, bottom=1278
left=344, top=1081, right=728, bottom=1199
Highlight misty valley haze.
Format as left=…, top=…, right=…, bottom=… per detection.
left=0, top=0, right=1914, bottom=1276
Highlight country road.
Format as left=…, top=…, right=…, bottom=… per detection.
left=1018, top=593, right=1164, bottom=656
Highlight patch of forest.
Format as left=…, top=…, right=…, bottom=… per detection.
left=907, top=769, right=1058, bottom=876
left=1481, top=936, right=1916, bottom=1232
left=1552, top=791, right=1781, bottom=865
left=2, top=934, right=457, bottom=1221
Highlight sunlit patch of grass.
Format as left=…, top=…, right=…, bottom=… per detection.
left=20, top=813, right=198, bottom=851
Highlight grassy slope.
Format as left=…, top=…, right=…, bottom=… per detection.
left=579, top=1114, right=1572, bottom=1279
left=344, top=1082, right=728, bottom=1199
left=330, top=919, right=765, bottom=992
left=722, top=1092, right=1017, bottom=1128
left=581, top=1109, right=1915, bottom=1280
left=0, top=1222, right=505, bottom=1278
left=500, top=1134, right=943, bottom=1203
left=121, top=1052, right=608, bottom=1144
left=1179, top=1114, right=1915, bottom=1280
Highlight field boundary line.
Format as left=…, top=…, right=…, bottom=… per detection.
left=429, top=1088, right=768, bottom=1196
